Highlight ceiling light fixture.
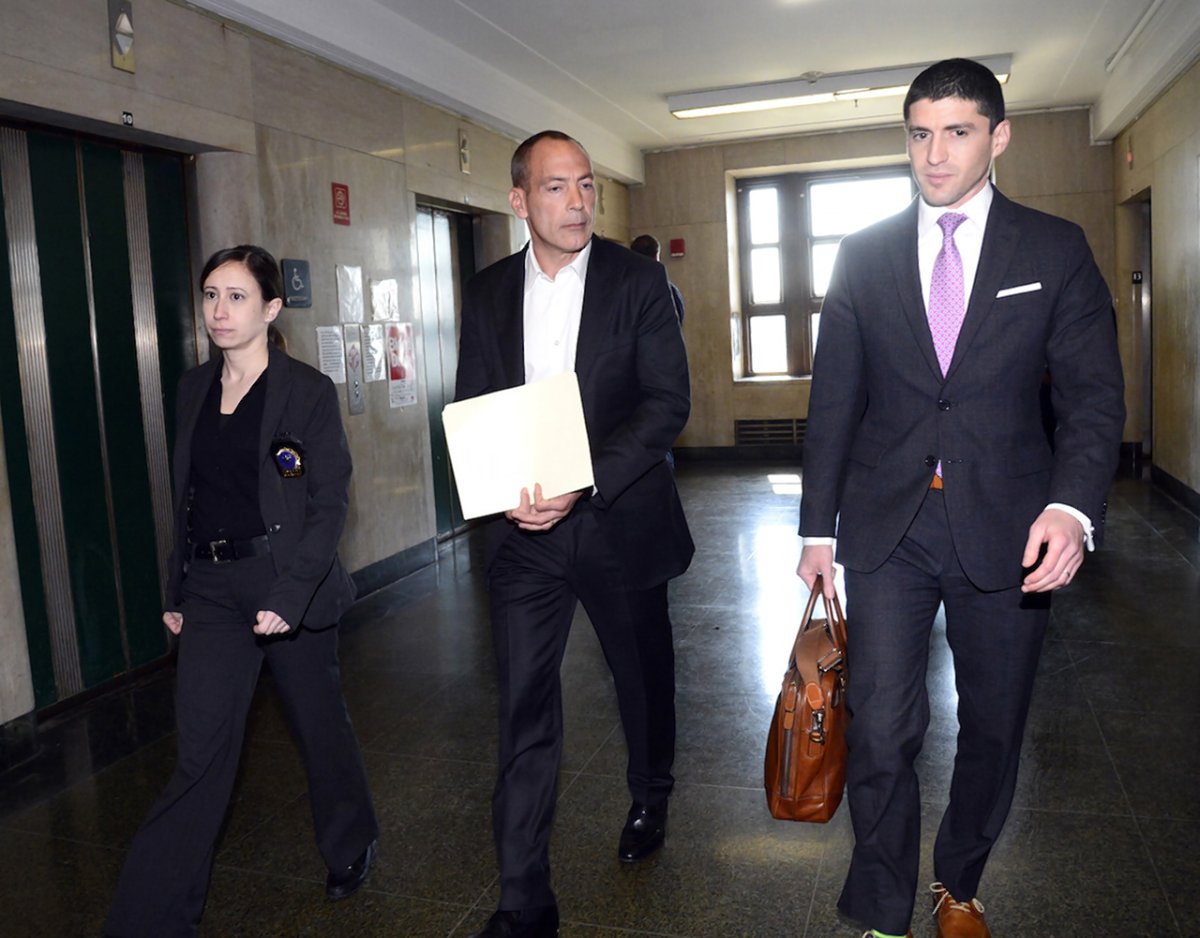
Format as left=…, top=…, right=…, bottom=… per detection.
left=667, top=54, right=1012, bottom=119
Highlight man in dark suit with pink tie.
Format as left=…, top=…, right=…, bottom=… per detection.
left=797, top=59, right=1125, bottom=938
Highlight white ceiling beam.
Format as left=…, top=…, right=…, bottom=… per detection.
left=1092, top=0, right=1200, bottom=140
left=187, top=0, right=647, bottom=183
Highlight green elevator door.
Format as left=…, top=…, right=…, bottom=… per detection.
left=0, top=126, right=192, bottom=708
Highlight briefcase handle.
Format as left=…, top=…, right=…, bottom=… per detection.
left=800, top=574, right=848, bottom=658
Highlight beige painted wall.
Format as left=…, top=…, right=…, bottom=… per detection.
left=1112, top=56, right=1200, bottom=496
left=631, top=111, right=1116, bottom=449
left=0, top=0, right=630, bottom=717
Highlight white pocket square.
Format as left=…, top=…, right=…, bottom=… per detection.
left=996, top=281, right=1042, bottom=298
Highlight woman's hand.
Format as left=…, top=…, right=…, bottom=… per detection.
left=253, top=610, right=292, bottom=635
left=163, top=611, right=183, bottom=635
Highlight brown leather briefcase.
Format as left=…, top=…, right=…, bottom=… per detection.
left=764, top=575, right=849, bottom=822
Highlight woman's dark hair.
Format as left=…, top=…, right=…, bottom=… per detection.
left=903, top=58, right=1006, bottom=131
left=199, top=244, right=283, bottom=303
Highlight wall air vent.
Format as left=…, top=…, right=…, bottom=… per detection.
left=734, top=418, right=807, bottom=446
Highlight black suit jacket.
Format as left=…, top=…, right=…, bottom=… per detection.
left=165, top=343, right=357, bottom=628
left=455, top=236, right=694, bottom=589
left=800, top=189, right=1125, bottom=591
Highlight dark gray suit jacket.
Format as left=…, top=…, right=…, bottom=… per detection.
left=799, top=188, right=1125, bottom=591
left=165, top=343, right=356, bottom=628
left=454, top=236, right=694, bottom=589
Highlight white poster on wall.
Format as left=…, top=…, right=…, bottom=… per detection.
left=336, top=264, right=364, bottom=323
left=364, top=323, right=386, bottom=383
left=370, top=278, right=399, bottom=322
left=387, top=321, right=417, bottom=408
left=315, top=326, right=347, bottom=384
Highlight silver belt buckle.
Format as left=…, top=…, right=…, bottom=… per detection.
left=208, top=539, right=232, bottom=564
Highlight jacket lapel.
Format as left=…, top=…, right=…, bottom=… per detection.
left=889, top=203, right=944, bottom=381
left=260, top=343, right=292, bottom=462
left=173, top=356, right=217, bottom=506
left=496, top=249, right=527, bottom=388
left=945, top=190, right=1020, bottom=382
left=574, top=236, right=611, bottom=393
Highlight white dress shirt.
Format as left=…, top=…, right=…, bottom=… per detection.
left=523, top=242, right=591, bottom=384
left=804, top=185, right=1094, bottom=551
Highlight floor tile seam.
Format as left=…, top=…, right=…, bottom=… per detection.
left=944, top=801, right=1138, bottom=819
left=1117, top=494, right=1200, bottom=572
left=214, top=806, right=309, bottom=858
left=555, top=919, right=700, bottom=937
left=557, top=723, right=623, bottom=794
left=212, top=861, right=482, bottom=907
left=802, top=821, right=836, bottom=938
left=0, top=729, right=185, bottom=822
left=564, top=772, right=765, bottom=796
left=355, top=739, right=499, bottom=765
left=0, top=823, right=128, bottom=852
left=456, top=872, right=502, bottom=934
left=1084, top=683, right=1186, bottom=936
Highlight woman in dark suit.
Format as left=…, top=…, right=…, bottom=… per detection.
left=105, top=245, right=378, bottom=938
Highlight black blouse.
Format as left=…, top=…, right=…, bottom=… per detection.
left=188, top=366, right=268, bottom=545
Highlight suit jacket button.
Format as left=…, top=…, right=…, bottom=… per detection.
left=925, top=455, right=937, bottom=467
left=938, top=399, right=952, bottom=411
left=270, top=523, right=282, bottom=532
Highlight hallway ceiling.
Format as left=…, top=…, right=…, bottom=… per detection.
left=190, top=0, right=1200, bottom=183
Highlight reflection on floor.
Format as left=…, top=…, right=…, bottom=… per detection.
left=1, top=463, right=1197, bottom=937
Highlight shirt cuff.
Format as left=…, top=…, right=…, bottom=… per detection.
left=1046, top=503, right=1094, bottom=551
left=802, top=537, right=836, bottom=547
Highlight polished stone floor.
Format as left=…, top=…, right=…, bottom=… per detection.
left=1, top=463, right=1197, bottom=937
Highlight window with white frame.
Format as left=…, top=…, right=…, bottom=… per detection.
left=736, top=167, right=914, bottom=377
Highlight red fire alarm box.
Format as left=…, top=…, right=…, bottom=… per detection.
left=332, top=183, right=351, bottom=226
left=668, top=238, right=685, bottom=258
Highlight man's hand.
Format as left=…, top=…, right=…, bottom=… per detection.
left=1021, top=508, right=1085, bottom=593
left=253, top=610, right=292, bottom=635
left=163, top=611, right=183, bottom=635
left=506, top=483, right=583, bottom=531
left=797, top=544, right=836, bottom=599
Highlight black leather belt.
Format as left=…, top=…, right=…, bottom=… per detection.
left=190, top=535, right=271, bottom=564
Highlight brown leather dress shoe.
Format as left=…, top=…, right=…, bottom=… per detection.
left=931, top=882, right=991, bottom=938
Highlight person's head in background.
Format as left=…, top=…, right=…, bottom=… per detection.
left=630, top=234, right=661, bottom=262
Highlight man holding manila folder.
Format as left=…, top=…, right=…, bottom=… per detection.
left=451, top=130, right=693, bottom=938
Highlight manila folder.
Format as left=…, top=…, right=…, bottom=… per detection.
left=441, top=371, right=593, bottom=520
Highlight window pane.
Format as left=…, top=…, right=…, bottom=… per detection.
left=750, top=247, right=781, bottom=305
left=748, top=187, right=779, bottom=244
left=809, top=175, right=912, bottom=237
left=749, top=315, right=788, bottom=373
left=811, top=241, right=839, bottom=297
left=810, top=311, right=822, bottom=361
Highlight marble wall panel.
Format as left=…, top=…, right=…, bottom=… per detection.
left=248, top=36, right=407, bottom=164
left=1001, top=111, right=1112, bottom=199
left=254, top=126, right=433, bottom=572
left=1145, top=134, right=1200, bottom=490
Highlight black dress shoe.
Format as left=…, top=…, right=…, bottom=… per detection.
left=326, top=839, right=377, bottom=900
left=467, top=905, right=559, bottom=937
left=618, top=800, right=667, bottom=862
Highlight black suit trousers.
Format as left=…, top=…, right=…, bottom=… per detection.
left=487, top=502, right=675, bottom=909
left=836, top=490, right=1048, bottom=934
left=105, top=555, right=378, bottom=938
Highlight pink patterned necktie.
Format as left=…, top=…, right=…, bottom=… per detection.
left=929, top=212, right=968, bottom=377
